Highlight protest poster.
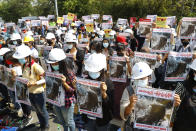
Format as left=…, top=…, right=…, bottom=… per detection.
left=104, top=29, right=112, bottom=38
left=42, top=46, right=53, bottom=59
left=0, top=65, right=6, bottom=84
left=166, top=16, right=176, bottom=27
left=117, top=18, right=128, bottom=27
left=86, top=23, right=94, bottom=32
left=180, top=17, right=196, bottom=39
left=118, top=33, right=130, bottom=37
left=109, top=56, right=127, bottom=83
left=138, top=21, right=152, bottom=37
left=75, top=21, right=82, bottom=27
left=102, top=15, right=112, bottom=21
left=134, top=87, right=175, bottom=131
left=57, top=17, right=64, bottom=24
left=31, top=20, right=41, bottom=27
left=165, top=52, right=192, bottom=81
left=151, top=28, right=172, bottom=53
left=47, top=15, right=55, bottom=20
left=39, top=57, right=48, bottom=71
left=82, top=15, right=91, bottom=21
left=4, top=68, right=15, bottom=91
left=45, top=72, right=65, bottom=106
left=41, top=19, right=49, bottom=26
left=5, top=23, right=15, bottom=27
left=101, top=23, right=112, bottom=30
left=36, top=45, right=44, bottom=57
left=68, top=13, right=75, bottom=21
left=76, top=78, right=102, bottom=118
left=15, top=77, right=31, bottom=106
left=91, top=14, right=100, bottom=20
left=84, top=19, right=94, bottom=24
left=156, top=17, right=167, bottom=28
left=77, top=44, right=89, bottom=49
left=130, top=17, right=137, bottom=28
left=147, top=15, right=157, bottom=22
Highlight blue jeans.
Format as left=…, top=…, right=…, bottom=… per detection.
left=29, top=92, right=49, bottom=128
left=86, top=119, right=109, bottom=131
left=54, top=103, right=75, bottom=131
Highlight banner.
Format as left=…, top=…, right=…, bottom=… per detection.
left=156, top=17, right=167, bottom=28
left=76, top=78, right=102, bottom=118
left=57, top=17, right=64, bottom=24
left=134, top=87, right=175, bottom=131
left=109, top=56, right=127, bottom=83
left=15, top=77, right=31, bottom=106
left=180, top=17, right=196, bottom=39
left=165, top=52, right=192, bottom=81
left=86, top=23, right=94, bottom=32
left=45, top=72, right=65, bottom=106
left=151, top=28, right=172, bottom=53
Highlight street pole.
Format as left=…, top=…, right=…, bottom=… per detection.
left=55, top=0, right=59, bottom=17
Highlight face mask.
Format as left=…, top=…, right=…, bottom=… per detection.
left=134, top=79, right=148, bottom=88
left=13, top=41, right=17, bottom=45
left=99, top=35, right=103, bottom=38
left=92, top=34, right=95, bottom=37
left=89, top=72, right=100, bottom=79
left=109, top=36, right=114, bottom=39
left=0, top=41, right=3, bottom=44
left=52, top=65, right=59, bottom=71
left=182, top=41, right=189, bottom=47
left=40, top=40, right=44, bottom=44
left=103, top=43, right=109, bottom=48
left=91, top=50, right=96, bottom=54
left=18, top=59, right=26, bottom=64
left=67, top=44, right=73, bottom=49
left=0, top=56, right=3, bottom=61
left=193, top=89, right=196, bottom=93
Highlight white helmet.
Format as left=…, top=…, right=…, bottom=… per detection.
left=65, top=34, right=78, bottom=44
left=31, top=49, right=39, bottom=59
left=131, top=62, right=153, bottom=80
left=46, top=32, right=55, bottom=39
left=98, top=30, right=105, bottom=36
left=11, top=33, right=22, bottom=41
left=84, top=53, right=106, bottom=72
left=109, top=30, right=116, bottom=36
left=46, top=48, right=66, bottom=64
left=189, top=59, right=196, bottom=71
left=0, top=48, right=11, bottom=56
left=12, top=45, right=32, bottom=59
left=56, top=29, right=63, bottom=36
left=61, top=27, right=67, bottom=31
left=68, top=29, right=75, bottom=34
left=124, top=29, right=133, bottom=34
left=26, top=31, right=34, bottom=36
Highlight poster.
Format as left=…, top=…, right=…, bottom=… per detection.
left=91, top=14, right=100, bottom=20
left=117, top=18, right=128, bottom=26
left=102, top=15, right=112, bottom=21
left=15, top=77, right=31, bottom=106
left=82, top=15, right=91, bottom=21
left=156, top=17, right=167, bottom=28
left=130, top=17, right=137, bottom=28
left=180, top=17, right=196, bottom=39
left=31, top=20, right=41, bottom=27
left=147, top=15, right=157, bottom=22
left=134, top=87, right=175, bottom=131
left=45, top=72, right=65, bottom=106
left=39, top=57, right=48, bottom=71
left=47, top=15, right=55, bottom=20
left=166, top=16, right=176, bottom=27
left=57, top=17, right=64, bottom=24
left=101, top=23, right=112, bottom=30
left=4, top=68, right=15, bottom=91
left=76, top=78, right=102, bottom=118
left=42, top=46, right=53, bottom=59
left=165, top=52, right=192, bottom=81
left=104, top=29, right=112, bottom=38
left=67, top=13, right=75, bottom=21
left=41, top=19, right=49, bottom=26
left=151, top=28, right=172, bottom=53
left=118, top=33, right=130, bottom=37
left=86, top=23, right=94, bottom=32
left=109, top=56, right=127, bottom=83
left=0, top=65, right=6, bottom=84
left=36, top=45, right=44, bottom=57
left=138, top=21, right=152, bottom=37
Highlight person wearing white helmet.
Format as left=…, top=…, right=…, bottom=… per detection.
left=46, top=48, right=76, bottom=131
left=10, top=33, right=22, bottom=46
left=173, top=59, right=196, bottom=131
left=65, top=33, right=78, bottom=60
left=98, top=30, right=105, bottom=39
left=120, top=62, right=181, bottom=131
left=124, top=28, right=138, bottom=52
left=12, top=45, right=49, bottom=130
left=84, top=53, right=114, bottom=131
left=46, top=32, right=61, bottom=48
left=0, top=47, right=10, bottom=64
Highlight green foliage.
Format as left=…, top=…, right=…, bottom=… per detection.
left=0, top=0, right=195, bottom=22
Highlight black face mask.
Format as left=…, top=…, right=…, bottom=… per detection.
left=47, top=40, right=52, bottom=46
left=182, top=41, right=189, bottom=47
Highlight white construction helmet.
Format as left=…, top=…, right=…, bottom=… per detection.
left=109, top=30, right=116, bottom=36
left=84, top=53, right=106, bottom=72
left=56, top=29, right=63, bottom=36
left=46, top=32, right=55, bottom=39
left=0, top=48, right=11, bottom=56
left=12, top=45, right=32, bottom=59
left=31, top=49, right=39, bottom=59
left=189, top=59, right=196, bottom=71
left=11, top=33, right=22, bottom=41
left=26, top=31, right=34, bottom=36
left=68, top=29, right=75, bottom=34
left=124, top=29, right=133, bottom=34
left=46, top=48, right=66, bottom=64
left=131, top=62, right=153, bottom=80
left=98, top=30, right=105, bottom=36
left=65, top=34, right=78, bottom=44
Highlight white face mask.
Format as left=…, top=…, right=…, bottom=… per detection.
left=134, top=79, right=148, bottom=88
left=103, top=43, right=109, bottom=48
left=67, top=44, right=73, bottom=49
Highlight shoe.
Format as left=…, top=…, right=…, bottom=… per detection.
left=23, top=115, right=33, bottom=126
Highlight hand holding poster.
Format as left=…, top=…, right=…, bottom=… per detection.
left=4, top=68, right=15, bottom=91
left=151, top=28, right=172, bottom=53
left=156, top=17, right=167, bottom=28
left=180, top=17, right=196, bottom=39
left=76, top=78, right=102, bottom=118
left=134, top=87, right=175, bottom=131
left=109, top=56, right=127, bottom=82
left=45, top=72, right=65, bottom=106
left=165, top=52, right=192, bottom=81
left=15, top=77, right=31, bottom=106
left=57, top=17, right=64, bottom=24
